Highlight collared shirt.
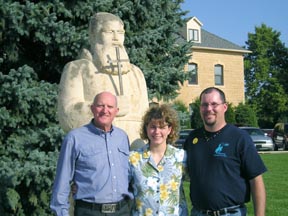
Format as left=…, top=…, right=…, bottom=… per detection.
left=50, top=121, right=132, bottom=216
left=184, top=124, right=267, bottom=210
left=129, top=144, right=188, bottom=216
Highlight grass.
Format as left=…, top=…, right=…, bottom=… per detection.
left=183, top=153, right=288, bottom=216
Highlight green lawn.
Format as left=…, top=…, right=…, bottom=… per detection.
left=184, top=153, right=288, bottom=216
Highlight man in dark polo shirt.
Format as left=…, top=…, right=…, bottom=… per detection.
left=184, top=87, right=267, bottom=216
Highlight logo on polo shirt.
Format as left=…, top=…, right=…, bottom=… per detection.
left=214, top=143, right=229, bottom=157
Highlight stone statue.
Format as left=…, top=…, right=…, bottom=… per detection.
left=57, top=12, right=149, bottom=147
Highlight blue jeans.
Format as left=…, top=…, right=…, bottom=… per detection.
left=191, top=205, right=247, bottom=216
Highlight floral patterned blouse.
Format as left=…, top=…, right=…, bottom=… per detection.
left=129, top=144, right=188, bottom=216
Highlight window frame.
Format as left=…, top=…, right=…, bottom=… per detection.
left=214, top=64, right=224, bottom=85
left=188, top=29, right=199, bottom=42
left=188, top=63, right=198, bottom=85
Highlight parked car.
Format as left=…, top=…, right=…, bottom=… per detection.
left=174, top=129, right=194, bottom=149
left=273, top=123, right=288, bottom=150
left=261, top=129, right=274, bottom=138
left=239, top=127, right=275, bottom=151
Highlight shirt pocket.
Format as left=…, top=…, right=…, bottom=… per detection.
left=77, top=148, right=106, bottom=170
left=117, top=146, right=129, bottom=169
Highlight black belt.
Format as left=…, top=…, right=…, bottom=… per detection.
left=196, top=205, right=243, bottom=216
left=75, top=198, right=128, bottom=213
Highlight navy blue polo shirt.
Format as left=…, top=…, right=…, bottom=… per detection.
left=184, top=124, right=267, bottom=210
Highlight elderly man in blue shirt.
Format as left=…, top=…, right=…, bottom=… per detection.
left=50, top=91, right=133, bottom=216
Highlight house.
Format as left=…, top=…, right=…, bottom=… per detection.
left=176, top=16, right=251, bottom=108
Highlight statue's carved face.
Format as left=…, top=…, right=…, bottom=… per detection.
left=100, top=21, right=125, bottom=47
left=91, top=20, right=131, bottom=75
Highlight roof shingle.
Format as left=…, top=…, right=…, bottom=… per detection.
left=194, top=29, right=248, bottom=52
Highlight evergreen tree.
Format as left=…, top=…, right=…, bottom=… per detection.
left=0, top=65, right=64, bottom=215
left=0, top=0, right=192, bottom=214
left=0, top=0, right=192, bottom=100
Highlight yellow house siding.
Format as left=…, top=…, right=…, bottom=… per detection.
left=176, top=49, right=245, bottom=107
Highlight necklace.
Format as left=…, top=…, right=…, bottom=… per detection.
left=203, top=129, right=222, bottom=142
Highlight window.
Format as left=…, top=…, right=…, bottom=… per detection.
left=214, top=64, right=223, bottom=85
left=188, top=29, right=199, bottom=42
left=188, top=63, right=198, bottom=85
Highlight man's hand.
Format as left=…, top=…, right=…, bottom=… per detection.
left=71, top=183, right=77, bottom=195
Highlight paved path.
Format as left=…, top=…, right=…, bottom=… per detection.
left=259, top=150, right=288, bottom=154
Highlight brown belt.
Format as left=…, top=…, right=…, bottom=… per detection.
left=75, top=199, right=128, bottom=213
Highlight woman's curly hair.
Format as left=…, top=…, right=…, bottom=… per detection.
left=140, top=104, right=180, bottom=144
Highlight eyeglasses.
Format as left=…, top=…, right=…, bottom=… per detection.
left=200, top=102, right=224, bottom=109
left=148, top=125, right=170, bottom=130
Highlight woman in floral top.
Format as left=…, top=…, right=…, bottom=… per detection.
left=129, top=104, right=188, bottom=216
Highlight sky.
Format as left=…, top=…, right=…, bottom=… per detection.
left=181, top=0, right=288, bottom=47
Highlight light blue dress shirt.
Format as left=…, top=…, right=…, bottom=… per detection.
left=50, top=121, right=133, bottom=216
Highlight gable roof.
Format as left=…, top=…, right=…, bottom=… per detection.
left=193, top=29, right=251, bottom=53
left=187, top=16, right=203, bottom=27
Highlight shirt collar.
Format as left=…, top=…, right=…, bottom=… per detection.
left=142, top=144, right=174, bottom=159
left=88, top=119, right=114, bottom=135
